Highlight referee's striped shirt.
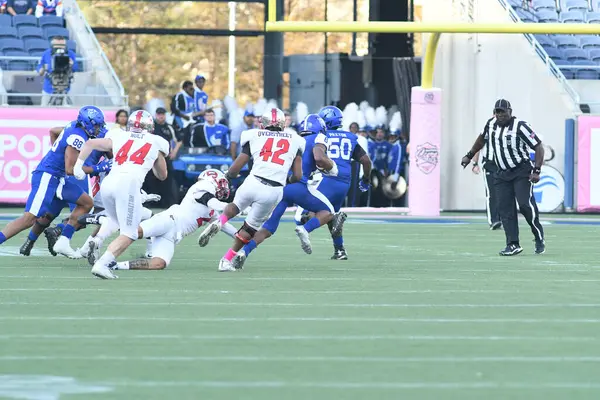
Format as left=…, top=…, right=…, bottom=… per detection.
left=481, top=116, right=541, bottom=171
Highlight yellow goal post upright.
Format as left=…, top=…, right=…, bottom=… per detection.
left=265, top=4, right=600, bottom=216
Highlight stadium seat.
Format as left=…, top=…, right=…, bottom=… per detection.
left=564, top=47, right=589, bottom=60
left=18, top=27, right=44, bottom=40
left=535, top=34, right=556, bottom=47
left=536, top=10, right=560, bottom=22
left=4, top=49, right=29, bottom=57
left=45, top=27, right=69, bottom=40
left=6, top=60, right=31, bottom=71
left=587, top=12, right=600, bottom=23
left=0, top=27, right=18, bottom=39
left=28, top=49, right=45, bottom=57
left=67, top=39, right=77, bottom=53
left=532, top=0, right=557, bottom=11
left=588, top=48, right=600, bottom=61
left=554, top=35, right=580, bottom=48
left=0, top=15, right=12, bottom=27
left=38, top=16, right=65, bottom=29
left=554, top=59, right=575, bottom=78
left=544, top=46, right=564, bottom=60
left=0, top=38, right=25, bottom=52
left=564, top=0, right=589, bottom=11
left=24, top=38, right=49, bottom=53
left=573, top=60, right=599, bottom=78
left=560, top=10, right=585, bottom=22
left=580, top=35, right=600, bottom=48
left=13, top=15, right=37, bottom=28
left=517, top=9, right=539, bottom=21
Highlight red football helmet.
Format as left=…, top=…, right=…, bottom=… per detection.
left=198, top=169, right=230, bottom=200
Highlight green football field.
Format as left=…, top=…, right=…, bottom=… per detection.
left=1, top=210, right=600, bottom=399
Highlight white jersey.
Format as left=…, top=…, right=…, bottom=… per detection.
left=171, top=178, right=224, bottom=240
left=240, top=128, right=305, bottom=185
left=106, top=128, right=169, bottom=185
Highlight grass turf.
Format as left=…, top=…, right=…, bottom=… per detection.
left=0, top=211, right=600, bottom=399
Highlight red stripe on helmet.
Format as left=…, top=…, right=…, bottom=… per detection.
left=271, top=108, right=277, bottom=124
left=134, top=110, right=144, bottom=128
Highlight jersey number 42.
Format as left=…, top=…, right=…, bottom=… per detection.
left=259, top=138, right=289, bottom=165
left=115, top=139, right=152, bottom=165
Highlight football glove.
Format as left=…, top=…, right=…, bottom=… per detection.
left=140, top=189, right=161, bottom=203
left=91, top=159, right=113, bottom=176
left=358, top=178, right=370, bottom=192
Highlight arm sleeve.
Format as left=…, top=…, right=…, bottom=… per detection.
left=195, top=192, right=215, bottom=206
left=207, top=197, right=227, bottom=212
left=241, top=142, right=251, bottom=156
left=517, top=121, right=542, bottom=149
left=352, top=142, right=367, bottom=161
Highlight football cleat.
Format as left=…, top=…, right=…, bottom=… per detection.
left=218, top=258, right=236, bottom=272
left=53, top=236, right=82, bottom=259
left=44, top=226, right=61, bottom=256
left=91, top=262, right=118, bottom=279
left=295, top=226, right=312, bottom=254
left=231, top=250, right=247, bottom=270
left=77, top=213, right=103, bottom=227
left=535, top=239, right=546, bottom=255
left=86, top=239, right=100, bottom=266
left=198, top=220, right=222, bottom=247
left=330, top=212, right=347, bottom=237
left=499, top=243, right=523, bottom=256
left=19, top=238, right=35, bottom=256
left=331, top=248, right=348, bottom=260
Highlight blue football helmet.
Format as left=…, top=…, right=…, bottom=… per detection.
left=298, top=114, right=327, bottom=137
left=77, top=105, right=106, bottom=138
left=318, top=105, right=343, bottom=130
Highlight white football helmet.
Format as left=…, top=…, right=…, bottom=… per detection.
left=259, top=107, right=286, bottom=130
left=127, top=110, right=155, bottom=134
left=198, top=169, right=230, bottom=200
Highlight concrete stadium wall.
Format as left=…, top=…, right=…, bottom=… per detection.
left=422, top=0, right=577, bottom=211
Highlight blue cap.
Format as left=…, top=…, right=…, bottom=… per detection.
left=195, top=74, right=205, bottom=81
left=244, top=110, right=255, bottom=117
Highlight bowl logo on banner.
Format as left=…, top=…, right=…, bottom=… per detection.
left=415, top=142, right=439, bottom=174
left=533, top=165, right=565, bottom=212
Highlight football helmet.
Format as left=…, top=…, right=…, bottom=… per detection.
left=77, top=105, right=106, bottom=138
left=259, top=107, right=286, bottom=130
left=127, top=110, right=154, bottom=134
left=318, top=105, right=343, bottom=130
left=298, top=114, right=327, bottom=137
left=199, top=169, right=230, bottom=201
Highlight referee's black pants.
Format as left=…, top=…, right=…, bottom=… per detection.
left=483, top=161, right=500, bottom=226
left=495, top=162, right=544, bottom=246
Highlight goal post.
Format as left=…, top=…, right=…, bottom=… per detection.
left=266, top=0, right=595, bottom=215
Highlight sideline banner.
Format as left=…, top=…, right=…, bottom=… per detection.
left=577, top=116, right=600, bottom=212
left=0, top=108, right=115, bottom=205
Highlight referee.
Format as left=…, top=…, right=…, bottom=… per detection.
left=471, top=129, right=501, bottom=230
left=461, top=99, right=545, bottom=256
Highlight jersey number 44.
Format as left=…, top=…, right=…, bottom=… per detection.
left=115, top=139, right=152, bottom=165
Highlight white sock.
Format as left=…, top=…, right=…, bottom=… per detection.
left=97, top=251, right=115, bottom=267
left=146, top=238, right=153, bottom=254
left=115, top=261, right=130, bottom=270
left=222, top=222, right=238, bottom=238
left=294, top=206, right=305, bottom=224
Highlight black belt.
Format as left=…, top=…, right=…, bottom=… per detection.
left=255, top=175, right=283, bottom=187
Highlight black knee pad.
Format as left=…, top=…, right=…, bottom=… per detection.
left=238, top=222, right=257, bottom=238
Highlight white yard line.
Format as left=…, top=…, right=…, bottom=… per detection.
left=0, top=288, right=534, bottom=294
left=1, top=316, right=600, bottom=323
left=1, top=302, right=600, bottom=309
left=0, top=334, right=596, bottom=342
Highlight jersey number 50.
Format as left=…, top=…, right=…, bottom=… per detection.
left=115, top=139, right=152, bottom=165
left=328, top=137, right=352, bottom=160
left=260, top=138, right=290, bottom=166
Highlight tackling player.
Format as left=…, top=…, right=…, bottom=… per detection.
left=74, top=110, right=169, bottom=279
left=111, top=169, right=237, bottom=271
left=196, top=108, right=305, bottom=272
left=229, top=114, right=340, bottom=270
left=0, top=106, right=105, bottom=258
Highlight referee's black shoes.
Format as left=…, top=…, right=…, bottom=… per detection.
left=534, top=239, right=546, bottom=255
left=499, top=243, right=523, bottom=256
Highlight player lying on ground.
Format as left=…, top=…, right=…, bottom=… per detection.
left=74, top=110, right=169, bottom=279
left=228, top=114, right=341, bottom=270
left=110, top=169, right=237, bottom=271
left=196, top=107, right=305, bottom=272
left=0, top=106, right=105, bottom=259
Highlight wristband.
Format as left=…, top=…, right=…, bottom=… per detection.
left=472, top=162, right=478, bottom=166
left=465, top=151, right=474, bottom=159
left=533, top=167, right=541, bottom=174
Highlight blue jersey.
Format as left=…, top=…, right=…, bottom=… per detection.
left=326, top=129, right=363, bottom=184
left=204, top=123, right=230, bottom=149
left=369, top=140, right=392, bottom=174
left=387, top=141, right=403, bottom=177
left=300, top=132, right=329, bottom=184
left=36, top=121, right=88, bottom=178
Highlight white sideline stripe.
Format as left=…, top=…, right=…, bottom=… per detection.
left=100, top=380, right=600, bottom=389
left=0, top=288, right=531, bottom=294
left=0, top=120, right=71, bottom=128
left=2, top=316, right=600, bottom=323
left=0, top=334, right=596, bottom=342
left=3, top=355, right=600, bottom=363
left=3, top=302, right=600, bottom=309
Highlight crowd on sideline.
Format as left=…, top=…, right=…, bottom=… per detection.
left=1, top=0, right=63, bottom=16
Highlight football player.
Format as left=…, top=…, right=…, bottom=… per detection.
left=112, top=169, right=237, bottom=271
left=74, top=110, right=169, bottom=279
left=0, top=106, right=105, bottom=258
left=196, top=108, right=305, bottom=272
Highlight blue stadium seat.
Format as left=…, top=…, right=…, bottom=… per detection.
left=13, top=15, right=37, bottom=28
left=554, top=59, right=575, bottom=78
left=45, top=27, right=69, bottom=40
left=6, top=60, right=31, bottom=71
left=560, top=10, right=585, bottom=22
left=544, top=46, right=563, bottom=60
left=517, top=9, right=539, bottom=21
left=67, top=39, right=77, bottom=53
left=564, top=0, right=589, bottom=11
left=0, top=38, right=25, bottom=52
left=564, top=48, right=589, bottom=60
left=587, top=12, right=600, bottom=23
left=536, top=10, right=560, bottom=22
left=554, top=35, right=580, bottom=48
left=573, top=60, right=599, bottom=79
left=0, top=27, right=18, bottom=39
left=0, top=15, right=12, bottom=27
left=580, top=35, right=600, bottom=49
left=24, top=38, right=49, bottom=53
left=18, top=27, right=44, bottom=40
left=4, top=49, right=29, bottom=57
left=38, top=16, right=64, bottom=29
left=533, top=0, right=557, bottom=11
left=28, top=49, right=45, bottom=57
left=535, top=34, right=556, bottom=47
left=588, top=48, right=600, bottom=61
